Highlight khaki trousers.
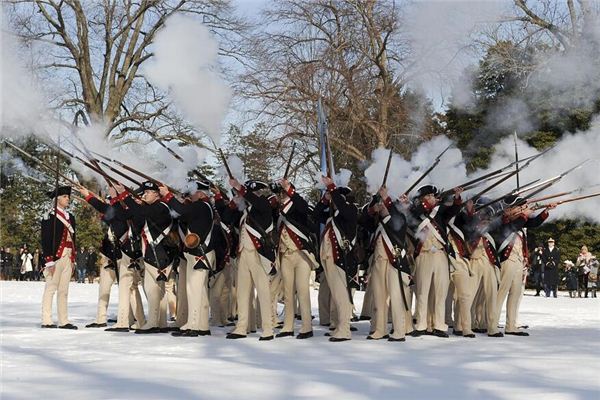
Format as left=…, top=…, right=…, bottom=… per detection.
left=165, top=269, right=177, bottom=320
left=280, top=250, right=312, bottom=333
left=496, top=257, right=524, bottom=332
left=175, top=257, right=188, bottom=327
left=470, top=257, right=499, bottom=335
left=181, top=252, right=213, bottom=331
left=140, top=263, right=171, bottom=329
left=114, top=254, right=145, bottom=329
left=231, top=248, right=273, bottom=337
left=94, top=257, right=117, bottom=324
left=317, top=270, right=332, bottom=326
left=449, top=257, right=475, bottom=335
left=321, top=237, right=352, bottom=339
left=41, top=250, right=73, bottom=326
left=414, top=249, right=450, bottom=331
left=360, top=276, right=374, bottom=320
left=270, top=271, right=283, bottom=327
left=209, top=269, right=227, bottom=326
left=371, top=255, right=409, bottom=339
left=228, top=259, right=238, bottom=320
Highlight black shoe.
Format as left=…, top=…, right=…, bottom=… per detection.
left=158, top=328, right=170, bottom=333
left=388, top=337, right=406, bottom=342
left=250, top=330, right=257, bottom=333
left=324, top=332, right=331, bottom=337
left=463, top=333, right=476, bottom=338
left=107, top=318, right=117, bottom=323
left=410, top=330, right=427, bottom=337
left=320, top=323, right=330, bottom=327
left=226, top=322, right=235, bottom=327
left=534, top=293, right=540, bottom=296
left=518, top=325, right=529, bottom=329
left=59, top=323, right=78, bottom=330
left=41, top=324, right=57, bottom=328
left=198, top=330, right=211, bottom=336
left=488, top=332, right=504, bottom=337
left=85, top=322, right=107, bottom=328
left=505, top=331, right=529, bottom=336
left=350, top=326, right=357, bottom=332
left=452, top=329, right=463, bottom=336
left=329, top=337, right=351, bottom=342
left=172, top=330, right=196, bottom=337
left=296, top=331, right=313, bottom=339
left=432, top=329, right=449, bottom=338
left=275, top=322, right=284, bottom=329
left=366, top=334, right=389, bottom=340
left=276, top=331, right=294, bottom=338
left=359, top=316, right=371, bottom=321
left=259, top=335, right=274, bottom=341
left=226, top=333, right=246, bottom=339
left=165, top=327, right=180, bottom=332
left=473, top=328, right=488, bottom=334
left=351, top=316, right=359, bottom=322
left=105, top=327, right=129, bottom=332
left=135, top=327, right=161, bottom=334
left=295, top=314, right=301, bottom=320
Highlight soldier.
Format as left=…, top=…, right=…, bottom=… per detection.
left=226, top=179, right=277, bottom=341
left=40, top=185, right=77, bottom=329
left=160, top=181, right=215, bottom=337
left=364, top=187, right=412, bottom=342
left=313, top=176, right=358, bottom=342
left=79, top=186, right=146, bottom=332
left=275, top=178, right=318, bottom=339
left=492, top=195, right=555, bottom=336
left=117, top=181, right=175, bottom=333
left=407, top=185, right=463, bottom=338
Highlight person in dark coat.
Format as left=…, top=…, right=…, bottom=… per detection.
left=530, top=246, right=544, bottom=296
left=563, top=260, right=578, bottom=298
left=541, top=238, right=560, bottom=298
left=76, top=247, right=88, bottom=283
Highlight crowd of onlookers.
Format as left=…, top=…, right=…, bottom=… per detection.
left=0, top=245, right=100, bottom=283
left=529, top=241, right=598, bottom=298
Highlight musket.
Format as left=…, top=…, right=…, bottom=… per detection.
left=514, top=131, right=520, bottom=190
left=48, top=141, right=120, bottom=187
left=404, top=143, right=452, bottom=196
left=531, top=191, right=600, bottom=210
left=218, top=148, right=234, bottom=180
left=283, top=142, right=296, bottom=180
left=382, top=148, right=393, bottom=188
left=528, top=190, right=574, bottom=204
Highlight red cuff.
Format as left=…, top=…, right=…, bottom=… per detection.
left=45, top=256, right=54, bottom=262
left=540, top=210, right=549, bottom=220
left=454, top=196, right=462, bottom=205
left=238, top=185, right=247, bottom=196
left=111, top=191, right=129, bottom=205
left=84, top=193, right=95, bottom=202
left=286, top=185, right=296, bottom=198
left=162, top=192, right=174, bottom=202
left=326, top=183, right=336, bottom=192
left=214, top=192, right=223, bottom=201
left=228, top=200, right=237, bottom=209
left=383, top=196, right=393, bottom=209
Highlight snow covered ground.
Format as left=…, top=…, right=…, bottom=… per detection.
left=1, top=281, right=599, bottom=400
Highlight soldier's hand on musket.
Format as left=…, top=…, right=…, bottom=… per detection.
left=158, top=185, right=169, bottom=197
left=229, top=178, right=242, bottom=191
left=108, top=186, right=117, bottom=198
left=378, top=186, right=388, bottom=201
left=453, top=186, right=464, bottom=198
left=279, top=178, right=291, bottom=191
left=547, top=202, right=557, bottom=210
left=210, top=185, right=220, bottom=195
left=115, top=183, right=126, bottom=194
left=322, top=191, right=332, bottom=202
left=321, top=176, right=334, bottom=187
left=399, top=194, right=409, bottom=205
left=78, top=186, right=90, bottom=198
left=379, top=203, right=390, bottom=217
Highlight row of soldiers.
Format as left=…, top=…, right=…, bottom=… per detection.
left=40, top=174, right=556, bottom=341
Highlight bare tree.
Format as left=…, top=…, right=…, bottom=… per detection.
left=6, top=0, right=248, bottom=146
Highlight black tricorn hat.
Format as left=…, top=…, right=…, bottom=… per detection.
left=503, top=195, right=526, bottom=207
left=336, top=186, right=352, bottom=196
left=142, top=181, right=159, bottom=192
left=269, top=182, right=282, bottom=194
left=416, top=184, right=439, bottom=198
left=245, top=180, right=269, bottom=192
left=46, top=185, right=71, bottom=199
left=196, top=180, right=211, bottom=191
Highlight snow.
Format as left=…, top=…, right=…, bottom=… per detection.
left=1, top=281, right=599, bottom=400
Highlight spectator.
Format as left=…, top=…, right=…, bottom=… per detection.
left=76, top=247, right=88, bottom=283
left=563, top=260, right=578, bottom=298
left=0, top=247, right=6, bottom=280
left=11, top=248, right=22, bottom=280
left=20, top=248, right=34, bottom=281
left=530, top=246, right=544, bottom=296
left=576, top=245, right=594, bottom=298
left=587, top=256, right=598, bottom=298
left=541, top=238, right=560, bottom=298
left=2, top=248, right=14, bottom=280
left=86, top=247, right=98, bottom=284
left=32, top=249, right=42, bottom=281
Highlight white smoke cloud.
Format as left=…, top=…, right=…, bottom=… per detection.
left=144, top=14, right=231, bottom=144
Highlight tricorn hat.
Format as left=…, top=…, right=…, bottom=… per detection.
left=245, top=180, right=269, bottom=192
left=502, top=195, right=526, bottom=208
left=416, top=184, right=439, bottom=198
left=46, top=185, right=71, bottom=199
left=337, top=186, right=352, bottom=196
left=142, top=181, right=159, bottom=192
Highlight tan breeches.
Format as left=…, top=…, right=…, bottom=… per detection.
left=449, top=257, right=475, bottom=335
left=414, top=250, right=450, bottom=331
left=95, top=258, right=117, bottom=324
left=321, top=242, right=352, bottom=339
left=470, top=257, right=499, bottom=334
left=141, top=262, right=171, bottom=329
left=175, top=257, right=188, bottom=327
left=181, top=252, right=214, bottom=331
left=280, top=250, right=312, bottom=333
left=41, top=251, right=73, bottom=326
left=114, top=254, right=145, bottom=329
left=496, top=258, right=524, bottom=332
left=317, top=270, right=332, bottom=326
